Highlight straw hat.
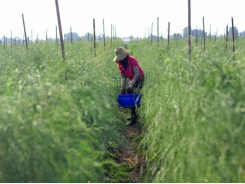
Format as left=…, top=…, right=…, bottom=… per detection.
left=113, top=47, right=129, bottom=62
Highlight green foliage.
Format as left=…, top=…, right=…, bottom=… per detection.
left=0, top=40, right=127, bottom=182
left=129, top=38, right=245, bottom=182
left=0, top=84, right=101, bottom=182
left=2, top=37, right=245, bottom=182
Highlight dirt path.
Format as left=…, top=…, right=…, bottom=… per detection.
left=116, top=122, right=145, bottom=183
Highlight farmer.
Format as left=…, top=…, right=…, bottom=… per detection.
left=113, top=47, right=145, bottom=126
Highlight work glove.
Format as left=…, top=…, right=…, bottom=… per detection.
left=128, top=83, right=133, bottom=89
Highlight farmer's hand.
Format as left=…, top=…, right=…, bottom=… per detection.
left=128, top=82, right=133, bottom=89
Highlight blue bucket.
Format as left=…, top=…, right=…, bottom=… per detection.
left=117, top=94, right=143, bottom=108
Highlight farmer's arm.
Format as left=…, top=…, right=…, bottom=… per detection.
left=121, top=74, right=126, bottom=94
left=129, top=66, right=139, bottom=87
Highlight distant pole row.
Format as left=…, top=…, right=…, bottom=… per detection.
left=3, top=0, right=238, bottom=61
left=142, top=0, right=237, bottom=59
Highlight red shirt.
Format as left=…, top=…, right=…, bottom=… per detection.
left=118, top=56, right=144, bottom=82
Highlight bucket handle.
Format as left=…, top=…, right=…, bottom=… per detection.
left=134, top=94, right=142, bottom=107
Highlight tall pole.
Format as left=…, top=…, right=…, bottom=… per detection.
left=168, top=22, right=170, bottom=49
left=11, top=30, right=12, bottom=53
left=195, top=26, right=198, bottom=45
left=210, top=24, right=212, bottom=42
left=226, top=25, right=228, bottom=51
left=31, top=30, right=33, bottom=43
left=188, top=0, right=191, bottom=60
left=151, top=22, right=153, bottom=46
left=231, top=17, right=235, bottom=54
left=112, top=25, right=114, bottom=39
left=3, top=36, right=5, bottom=50
left=70, top=27, right=73, bottom=43
left=114, top=27, right=117, bottom=39
left=103, top=19, right=105, bottom=50
left=22, top=13, right=28, bottom=50
left=46, top=29, right=48, bottom=42
left=55, top=0, right=65, bottom=60
left=111, top=24, right=112, bottom=47
left=93, top=18, right=96, bottom=57
left=203, top=17, right=205, bottom=51
left=157, top=17, right=159, bottom=43
left=56, top=26, right=58, bottom=46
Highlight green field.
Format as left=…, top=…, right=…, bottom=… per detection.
left=0, top=37, right=245, bottom=182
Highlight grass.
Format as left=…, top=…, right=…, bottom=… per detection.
left=128, top=38, right=245, bottom=182
left=0, top=40, right=128, bottom=182
left=1, top=37, right=245, bottom=182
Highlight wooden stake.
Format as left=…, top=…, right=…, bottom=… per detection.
left=157, top=17, right=159, bottom=43
left=151, top=22, right=153, bottom=46
left=46, top=29, right=48, bottom=42
left=231, top=17, right=235, bottom=54
left=215, top=29, right=217, bottom=42
left=91, top=35, right=93, bottom=55
left=161, top=32, right=163, bottom=45
left=55, top=0, right=65, bottom=60
left=195, top=26, right=198, bottom=45
left=111, top=24, right=112, bottom=47
left=22, top=13, right=28, bottom=50
left=226, top=25, right=228, bottom=51
left=70, top=27, right=73, bottom=43
left=167, top=22, right=170, bottom=49
left=11, top=30, right=12, bottom=53
left=203, top=17, right=205, bottom=51
left=188, top=0, right=191, bottom=59
left=56, top=26, right=58, bottom=46
left=3, top=36, right=5, bottom=50
left=210, top=24, right=211, bottom=42
left=103, top=19, right=105, bottom=50
left=115, top=27, right=117, bottom=39
left=112, top=25, right=114, bottom=39
left=93, top=18, right=96, bottom=57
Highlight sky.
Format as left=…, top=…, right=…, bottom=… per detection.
left=0, top=0, right=244, bottom=40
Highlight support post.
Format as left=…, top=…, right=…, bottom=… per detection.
left=226, top=25, right=228, bottom=51
left=55, top=0, right=65, bottom=60
left=231, top=17, right=235, bottom=54
left=22, top=13, right=28, bottom=50
left=70, top=27, right=73, bottom=43
left=157, top=17, right=159, bottom=43
left=151, top=22, right=153, bottom=46
left=93, top=18, right=96, bottom=57
left=11, top=30, right=12, bottom=53
left=103, top=19, right=105, bottom=50
left=56, top=26, right=58, bottom=46
left=111, top=24, right=112, bottom=47
left=188, top=0, right=191, bottom=60
left=168, top=22, right=170, bottom=49
left=203, top=17, right=205, bottom=51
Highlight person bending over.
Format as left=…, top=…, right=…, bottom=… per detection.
left=113, top=47, right=145, bottom=126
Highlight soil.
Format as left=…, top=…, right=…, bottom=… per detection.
left=116, top=120, right=145, bottom=183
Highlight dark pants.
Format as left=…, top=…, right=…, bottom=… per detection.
left=126, top=78, right=144, bottom=117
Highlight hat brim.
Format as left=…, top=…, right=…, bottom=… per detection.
left=113, top=50, right=129, bottom=62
